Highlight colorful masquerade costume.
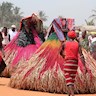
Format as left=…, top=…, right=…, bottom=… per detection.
left=63, top=40, right=79, bottom=86
left=9, top=18, right=96, bottom=94
left=2, top=14, right=42, bottom=77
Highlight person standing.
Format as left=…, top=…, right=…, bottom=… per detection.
left=60, top=31, right=86, bottom=96
left=8, top=25, right=17, bottom=41
left=2, top=27, right=9, bottom=47
left=90, top=34, right=96, bottom=60
left=79, top=30, right=89, bottom=51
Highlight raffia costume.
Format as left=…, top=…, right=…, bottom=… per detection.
left=2, top=14, right=42, bottom=77
left=9, top=18, right=96, bottom=94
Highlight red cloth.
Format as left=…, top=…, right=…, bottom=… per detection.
left=68, top=31, right=76, bottom=39
left=63, top=40, right=79, bottom=85
left=64, top=41, right=79, bottom=60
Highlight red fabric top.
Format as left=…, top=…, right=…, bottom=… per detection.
left=64, top=41, right=79, bottom=60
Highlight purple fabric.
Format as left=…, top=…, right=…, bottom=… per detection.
left=52, top=18, right=65, bottom=41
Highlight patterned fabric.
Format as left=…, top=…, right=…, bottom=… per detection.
left=17, top=18, right=36, bottom=47
left=17, top=30, right=35, bottom=47
left=63, top=59, right=78, bottom=86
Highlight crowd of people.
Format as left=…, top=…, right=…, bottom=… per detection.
left=77, top=29, right=96, bottom=60
left=0, top=13, right=96, bottom=96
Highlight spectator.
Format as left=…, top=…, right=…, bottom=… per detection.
left=8, top=25, right=17, bottom=41
left=2, top=27, right=9, bottom=47
left=90, top=34, right=96, bottom=60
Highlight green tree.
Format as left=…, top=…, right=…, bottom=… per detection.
left=90, top=10, right=96, bottom=21
left=88, top=9, right=96, bottom=25
left=0, top=2, right=23, bottom=28
left=38, top=10, right=48, bottom=22
left=85, top=19, right=95, bottom=26
left=13, top=7, right=23, bottom=28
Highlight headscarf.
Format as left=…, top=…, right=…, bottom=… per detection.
left=68, top=31, right=77, bottom=39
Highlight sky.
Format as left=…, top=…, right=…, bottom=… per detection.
left=0, top=0, right=96, bottom=26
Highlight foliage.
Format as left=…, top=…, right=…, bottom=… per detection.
left=85, top=19, right=95, bottom=26
left=90, top=10, right=96, bottom=21
left=0, top=2, right=23, bottom=29
left=85, top=9, right=96, bottom=26
left=38, top=10, right=48, bottom=22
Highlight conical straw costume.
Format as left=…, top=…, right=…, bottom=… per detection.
left=9, top=18, right=96, bottom=94
left=2, top=14, right=42, bottom=77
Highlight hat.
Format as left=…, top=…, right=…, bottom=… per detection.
left=68, top=31, right=77, bottom=39
left=11, top=25, right=16, bottom=28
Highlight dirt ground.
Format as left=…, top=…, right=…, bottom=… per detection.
left=0, top=78, right=96, bottom=96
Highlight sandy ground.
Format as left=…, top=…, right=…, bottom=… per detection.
left=0, top=78, right=96, bottom=96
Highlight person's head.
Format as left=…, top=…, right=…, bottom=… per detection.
left=11, top=25, right=16, bottom=32
left=68, top=31, right=77, bottom=40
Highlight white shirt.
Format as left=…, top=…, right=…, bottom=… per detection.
left=91, top=37, right=96, bottom=43
left=8, top=29, right=17, bottom=41
left=79, top=31, right=82, bottom=38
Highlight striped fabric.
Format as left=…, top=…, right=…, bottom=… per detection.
left=63, top=59, right=78, bottom=86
